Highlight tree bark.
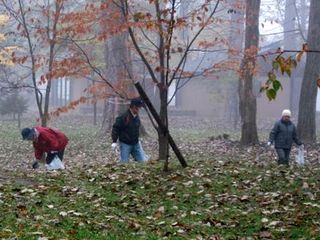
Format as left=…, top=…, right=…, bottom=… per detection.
left=158, top=87, right=169, bottom=167
left=238, top=0, right=260, bottom=145
left=297, top=0, right=320, bottom=143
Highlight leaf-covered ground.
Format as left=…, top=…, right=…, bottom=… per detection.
left=0, top=117, right=320, bottom=239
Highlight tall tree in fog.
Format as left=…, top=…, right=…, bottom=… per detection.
left=284, top=0, right=299, bottom=114
left=296, top=0, right=309, bottom=39
left=238, top=0, right=260, bottom=145
left=297, top=0, right=320, bottom=143
left=283, top=0, right=310, bottom=114
left=100, top=0, right=134, bottom=132
left=226, top=0, right=245, bottom=129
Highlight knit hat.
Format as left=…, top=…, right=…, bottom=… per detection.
left=21, top=128, right=35, bottom=140
left=281, top=109, right=291, bottom=117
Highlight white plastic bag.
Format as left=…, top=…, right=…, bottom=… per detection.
left=46, top=155, right=65, bottom=170
left=139, top=141, right=150, bottom=161
left=295, top=147, right=304, bottom=165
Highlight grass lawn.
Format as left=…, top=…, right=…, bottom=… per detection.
left=0, top=120, right=319, bottom=239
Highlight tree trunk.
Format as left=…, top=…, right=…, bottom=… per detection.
left=297, top=0, right=320, bottom=143
left=227, top=0, right=245, bottom=129
left=134, top=82, right=187, bottom=168
left=18, top=113, right=21, bottom=129
left=239, top=0, right=260, bottom=145
left=93, top=101, right=97, bottom=126
left=284, top=0, right=300, bottom=115
left=101, top=0, right=133, bottom=132
left=158, top=88, right=169, bottom=165
left=100, top=98, right=115, bottom=134
left=42, top=44, right=54, bottom=127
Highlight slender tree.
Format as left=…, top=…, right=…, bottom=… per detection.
left=2, top=0, right=64, bottom=126
left=226, top=0, right=245, bottom=129
left=238, top=0, right=260, bottom=145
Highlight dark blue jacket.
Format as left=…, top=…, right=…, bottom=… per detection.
left=269, top=119, right=302, bottom=149
left=112, top=110, right=140, bottom=145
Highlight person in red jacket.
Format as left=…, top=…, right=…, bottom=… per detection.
left=21, top=126, right=68, bottom=169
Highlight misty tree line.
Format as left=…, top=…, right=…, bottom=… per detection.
left=0, top=0, right=319, bottom=165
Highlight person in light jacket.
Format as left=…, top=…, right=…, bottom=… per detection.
left=268, top=109, right=303, bottom=165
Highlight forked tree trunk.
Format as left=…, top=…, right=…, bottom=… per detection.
left=239, top=0, right=260, bottom=145
left=297, top=0, right=320, bottom=143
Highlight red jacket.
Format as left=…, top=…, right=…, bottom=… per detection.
left=33, top=127, right=68, bottom=160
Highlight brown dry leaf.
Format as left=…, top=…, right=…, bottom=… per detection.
left=16, top=204, right=28, bottom=216
left=296, top=51, right=304, bottom=62
left=260, top=231, right=273, bottom=238
left=302, top=182, right=309, bottom=189
left=153, top=206, right=165, bottom=219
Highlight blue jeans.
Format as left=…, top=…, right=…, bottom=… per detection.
left=276, top=148, right=291, bottom=165
left=119, top=142, right=146, bottom=163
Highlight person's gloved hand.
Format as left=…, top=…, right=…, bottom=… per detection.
left=32, top=160, right=39, bottom=169
left=111, top=142, right=118, bottom=151
left=267, top=142, right=274, bottom=149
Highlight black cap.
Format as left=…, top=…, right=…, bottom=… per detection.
left=21, top=128, right=35, bottom=140
left=130, top=98, right=144, bottom=107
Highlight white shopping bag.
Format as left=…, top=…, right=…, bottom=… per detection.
left=295, top=147, right=305, bottom=165
left=46, top=155, right=65, bottom=170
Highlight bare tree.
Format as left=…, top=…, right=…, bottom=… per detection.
left=1, top=0, right=64, bottom=126
left=239, top=0, right=260, bottom=145
left=226, top=0, right=245, bottom=129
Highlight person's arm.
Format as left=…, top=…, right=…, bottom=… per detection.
left=34, top=145, right=44, bottom=160
left=269, top=121, right=279, bottom=144
left=293, top=125, right=302, bottom=145
left=111, top=116, right=123, bottom=143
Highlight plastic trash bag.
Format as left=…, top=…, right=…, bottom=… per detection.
left=295, top=146, right=304, bottom=165
left=46, top=155, right=65, bottom=170
left=139, top=141, right=150, bottom=161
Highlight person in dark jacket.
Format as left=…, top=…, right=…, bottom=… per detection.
left=268, top=109, right=303, bottom=165
left=21, top=126, right=68, bottom=169
left=111, top=98, right=147, bottom=163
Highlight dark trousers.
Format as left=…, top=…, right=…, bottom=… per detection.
left=46, top=150, right=65, bottom=164
left=276, top=148, right=291, bottom=165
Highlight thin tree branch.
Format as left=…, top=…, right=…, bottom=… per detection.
left=169, top=0, right=221, bottom=86
left=67, top=38, right=126, bottom=98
